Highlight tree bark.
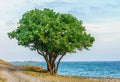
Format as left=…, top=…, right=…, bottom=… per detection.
left=56, top=54, right=65, bottom=72
left=46, top=54, right=65, bottom=75
left=37, top=50, right=65, bottom=75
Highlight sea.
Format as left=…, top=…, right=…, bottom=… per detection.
left=11, top=61, right=120, bottom=78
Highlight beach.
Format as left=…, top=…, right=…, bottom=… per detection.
left=12, top=61, right=120, bottom=78
left=0, top=60, right=120, bottom=82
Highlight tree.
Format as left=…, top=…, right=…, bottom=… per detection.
left=8, top=8, right=95, bottom=74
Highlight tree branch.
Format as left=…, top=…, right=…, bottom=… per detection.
left=37, top=49, right=44, bottom=56
left=56, top=53, right=66, bottom=72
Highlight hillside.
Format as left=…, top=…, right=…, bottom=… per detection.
left=0, top=59, right=42, bottom=82
left=0, top=59, right=12, bottom=66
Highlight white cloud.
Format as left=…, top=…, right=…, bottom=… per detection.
left=84, top=22, right=120, bottom=33
left=0, top=0, right=59, bottom=32
left=84, top=21, right=120, bottom=43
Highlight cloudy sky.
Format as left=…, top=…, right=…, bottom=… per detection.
left=0, top=0, right=120, bottom=61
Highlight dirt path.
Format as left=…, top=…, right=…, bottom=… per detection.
left=0, top=64, right=42, bottom=82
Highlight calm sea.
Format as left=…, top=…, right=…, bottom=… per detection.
left=11, top=61, right=120, bottom=78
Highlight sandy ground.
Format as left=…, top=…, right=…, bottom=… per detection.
left=89, top=77, right=120, bottom=82
left=0, top=64, right=120, bottom=82
left=0, top=64, right=42, bottom=82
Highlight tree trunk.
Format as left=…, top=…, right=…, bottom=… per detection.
left=37, top=50, right=59, bottom=74
left=44, top=54, right=56, bottom=75
left=46, top=60, right=57, bottom=75
left=47, top=63, right=50, bottom=71
left=46, top=55, right=64, bottom=74
left=42, top=53, right=65, bottom=75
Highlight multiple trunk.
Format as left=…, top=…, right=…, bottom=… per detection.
left=37, top=49, right=65, bottom=75
left=44, top=54, right=65, bottom=74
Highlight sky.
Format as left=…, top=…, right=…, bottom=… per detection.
left=0, top=0, right=120, bottom=62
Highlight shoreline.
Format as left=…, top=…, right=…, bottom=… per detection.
left=60, top=74, right=120, bottom=79
left=11, top=61, right=120, bottom=80
left=1, top=64, right=120, bottom=82
left=25, top=70, right=120, bottom=82
left=1, top=59, right=120, bottom=82
left=54, top=74, right=120, bottom=82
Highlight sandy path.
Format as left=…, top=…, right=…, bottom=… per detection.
left=0, top=64, right=42, bottom=82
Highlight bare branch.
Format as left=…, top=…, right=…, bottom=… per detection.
left=56, top=53, right=66, bottom=72
left=37, top=49, right=44, bottom=56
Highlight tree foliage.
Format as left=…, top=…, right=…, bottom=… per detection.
left=8, top=8, right=95, bottom=74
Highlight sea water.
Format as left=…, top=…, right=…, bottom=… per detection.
left=11, top=61, right=120, bottom=78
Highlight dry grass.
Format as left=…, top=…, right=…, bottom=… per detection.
left=0, top=59, right=119, bottom=82
left=0, top=68, right=6, bottom=82
left=25, top=70, right=120, bottom=82
left=0, top=76, right=6, bottom=82
left=22, top=65, right=100, bottom=82
left=0, top=59, right=118, bottom=82
left=25, top=71, right=100, bottom=82
left=0, top=59, right=10, bottom=82
left=18, top=65, right=48, bottom=73
left=0, top=59, right=12, bottom=66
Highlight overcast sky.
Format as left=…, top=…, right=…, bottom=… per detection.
left=0, top=0, right=120, bottom=62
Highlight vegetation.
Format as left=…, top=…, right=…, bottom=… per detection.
left=18, top=65, right=48, bottom=73
left=0, top=68, right=6, bottom=82
left=0, top=59, right=12, bottom=66
left=25, top=71, right=99, bottom=82
left=22, top=66, right=98, bottom=82
left=0, top=76, right=6, bottom=82
left=8, top=8, right=95, bottom=74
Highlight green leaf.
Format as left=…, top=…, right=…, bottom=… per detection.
left=8, top=8, right=95, bottom=55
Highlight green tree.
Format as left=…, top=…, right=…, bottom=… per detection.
left=8, top=8, right=95, bottom=74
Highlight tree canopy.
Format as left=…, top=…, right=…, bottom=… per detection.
left=8, top=8, right=95, bottom=74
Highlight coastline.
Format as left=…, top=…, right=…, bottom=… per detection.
left=1, top=59, right=120, bottom=82
left=60, top=74, right=120, bottom=79
left=0, top=64, right=120, bottom=82
left=25, top=70, right=120, bottom=82
left=11, top=61, right=120, bottom=79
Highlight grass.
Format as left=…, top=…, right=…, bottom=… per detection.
left=20, top=66, right=99, bottom=82
left=0, top=68, right=6, bottom=82
left=0, top=59, right=10, bottom=82
left=0, top=76, right=6, bottom=82
left=0, top=59, right=118, bottom=82
left=0, top=59, right=119, bottom=82
left=0, top=59, right=12, bottom=66
left=23, top=66, right=100, bottom=82
left=17, top=65, right=48, bottom=73
left=0, top=69, right=6, bottom=82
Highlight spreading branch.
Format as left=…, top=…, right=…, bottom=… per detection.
left=37, top=49, right=44, bottom=56
left=56, top=53, right=66, bottom=72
